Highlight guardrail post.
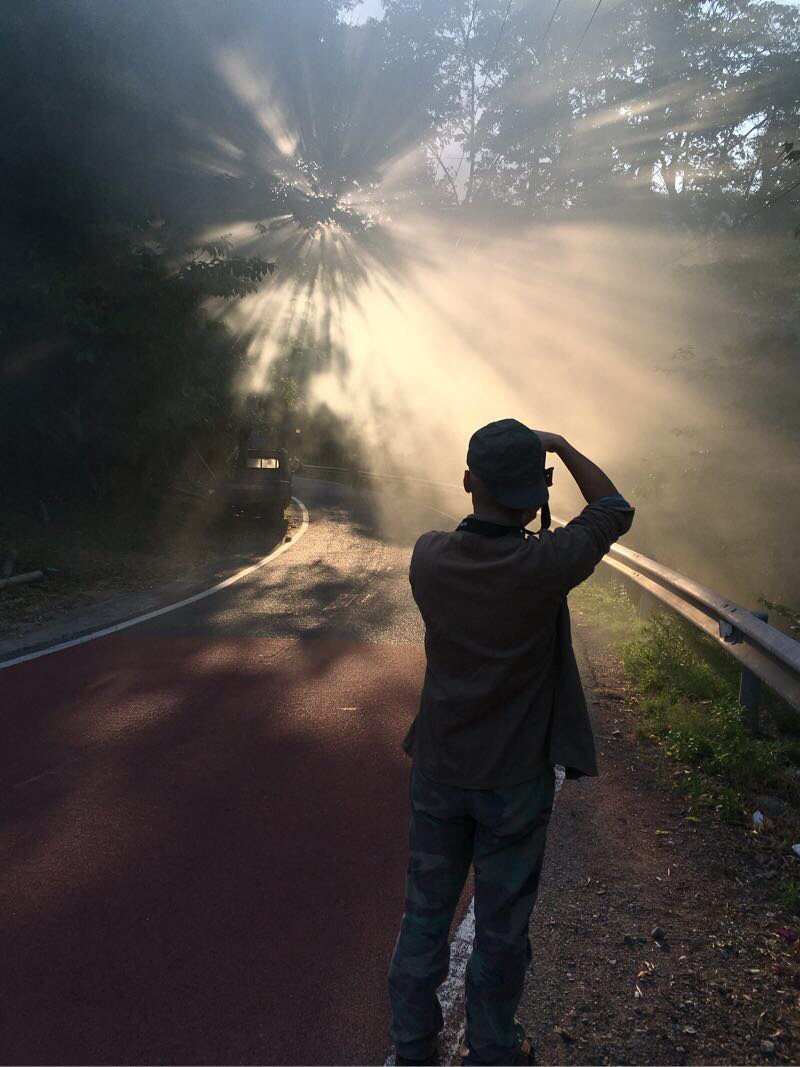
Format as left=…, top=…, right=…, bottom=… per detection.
left=739, top=610, right=768, bottom=736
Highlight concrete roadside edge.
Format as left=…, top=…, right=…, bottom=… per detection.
left=0, top=497, right=310, bottom=670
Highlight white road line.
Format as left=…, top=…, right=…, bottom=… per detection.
left=0, top=497, right=310, bottom=670
left=387, top=777, right=567, bottom=1066
left=438, top=899, right=476, bottom=1064
left=419, top=502, right=461, bottom=523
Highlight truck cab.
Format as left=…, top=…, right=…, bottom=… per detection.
left=223, top=446, right=292, bottom=520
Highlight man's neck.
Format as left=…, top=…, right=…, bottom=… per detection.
left=471, top=507, right=523, bottom=527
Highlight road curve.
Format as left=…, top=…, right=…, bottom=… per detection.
left=0, top=478, right=465, bottom=1066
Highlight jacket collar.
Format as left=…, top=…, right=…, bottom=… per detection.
left=456, top=516, right=528, bottom=539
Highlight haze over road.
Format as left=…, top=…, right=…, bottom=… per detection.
left=0, top=478, right=457, bottom=1066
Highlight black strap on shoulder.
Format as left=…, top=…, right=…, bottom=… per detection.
left=456, top=516, right=528, bottom=539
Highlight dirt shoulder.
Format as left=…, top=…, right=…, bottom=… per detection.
left=514, top=616, right=800, bottom=1066
left=0, top=501, right=302, bottom=662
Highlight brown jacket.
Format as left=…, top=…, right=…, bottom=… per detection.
left=402, top=499, right=635, bottom=788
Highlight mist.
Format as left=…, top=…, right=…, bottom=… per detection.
left=2, top=0, right=799, bottom=618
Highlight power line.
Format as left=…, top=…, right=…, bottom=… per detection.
left=445, top=0, right=515, bottom=200
left=476, top=0, right=514, bottom=105
left=540, top=0, right=563, bottom=49
left=570, top=0, right=603, bottom=65
left=489, top=0, right=514, bottom=68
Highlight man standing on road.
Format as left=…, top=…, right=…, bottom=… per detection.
left=388, top=419, right=635, bottom=1066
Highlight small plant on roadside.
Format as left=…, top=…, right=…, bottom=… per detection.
left=622, top=613, right=737, bottom=701
left=714, top=785, right=745, bottom=825
left=576, top=575, right=800, bottom=844
left=779, top=878, right=800, bottom=915
left=674, top=771, right=707, bottom=807
left=639, top=690, right=787, bottom=792
left=619, top=606, right=800, bottom=815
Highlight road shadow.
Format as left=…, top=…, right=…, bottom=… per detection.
left=0, top=631, right=424, bottom=1065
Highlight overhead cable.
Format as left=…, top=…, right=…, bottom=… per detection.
left=540, top=0, right=563, bottom=49
left=570, top=0, right=603, bottom=65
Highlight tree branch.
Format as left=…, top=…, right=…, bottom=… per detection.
left=431, top=146, right=462, bottom=205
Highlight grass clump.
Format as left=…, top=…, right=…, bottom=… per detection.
left=624, top=614, right=800, bottom=815
left=622, top=613, right=738, bottom=702
left=649, top=695, right=783, bottom=790
left=572, top=574, right=800, bottom=821
left=781, top=879, right=800, bottom=913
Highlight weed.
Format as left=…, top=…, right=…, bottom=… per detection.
left=622, top=613, right=737, bottom=702
left=714, top=786, right=745, bottom=825
left=572, top=577, right=800, bottom=816
left=779, top=878, right=800, bottom=915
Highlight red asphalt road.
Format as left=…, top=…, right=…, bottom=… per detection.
left=0, top=483, right=465, bottom=1066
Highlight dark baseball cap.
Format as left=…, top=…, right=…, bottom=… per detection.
left=467, top=419, right=549, bottom=510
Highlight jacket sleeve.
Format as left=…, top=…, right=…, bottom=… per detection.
left=409, top=533, right=431, bottom=598
left=547, top=496, right=635, bottom=595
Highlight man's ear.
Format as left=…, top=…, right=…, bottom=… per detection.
left=463, top=469, right=471, bottom=495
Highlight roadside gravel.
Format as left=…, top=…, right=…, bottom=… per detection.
left=515, top=615, right=800, bottom=1067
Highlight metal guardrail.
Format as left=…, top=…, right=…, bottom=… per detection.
left=299, top=464, right=800, bottom=720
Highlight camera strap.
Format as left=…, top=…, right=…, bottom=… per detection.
left=457, top=516, right=527, bottom=539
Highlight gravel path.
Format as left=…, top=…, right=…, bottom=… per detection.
left=511, top=622, right=800, bottom=1067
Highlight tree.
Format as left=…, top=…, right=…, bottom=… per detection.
left=0, top=0, right=410, bottom=504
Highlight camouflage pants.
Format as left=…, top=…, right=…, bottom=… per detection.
left=388, top=764, right=555, bottom=1065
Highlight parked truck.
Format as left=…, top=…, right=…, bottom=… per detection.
left=219, top=445, right=292, bottom=521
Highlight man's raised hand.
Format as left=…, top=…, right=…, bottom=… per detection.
left=532, top=431, right=564, bottom=453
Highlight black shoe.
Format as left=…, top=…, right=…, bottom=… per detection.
left=396, top=1054, right=439, bottom=1066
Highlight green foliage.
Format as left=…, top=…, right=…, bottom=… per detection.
left=2, top=0, right=799, bottom=521
left=382, top=0, right=800, bottom=219
left=0, top=0, right=437, bottom=513
left=619, top=609, right=800, bottom=811
left=646, top=693, right=784, bottom=790
left=715, top=786, right=747, bottom=826
left=179, top=243, right=276, bottom=299
left=0, top=220, right=276, bottom=501
left=569, top=576, right=800, bottom=818
left=780, top=878, right=800, bottom=914
left=622, top=613, right=737, bottom=702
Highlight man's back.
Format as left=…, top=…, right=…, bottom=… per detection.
left=403, top=499, right=634, bottom=788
